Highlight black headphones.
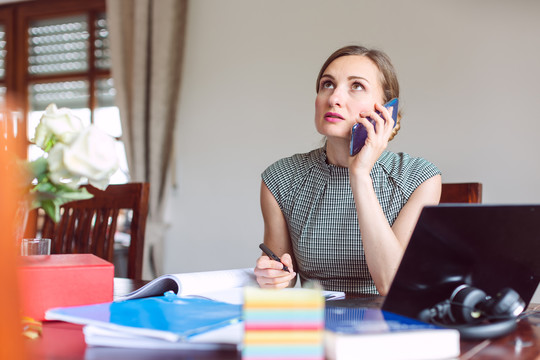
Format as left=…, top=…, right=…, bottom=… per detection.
left=419, top=285, right=525, bottom=340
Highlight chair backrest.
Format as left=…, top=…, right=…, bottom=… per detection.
left=40, top=182, right=150, bottom=280
left=440, top=182, right=483, bottom=204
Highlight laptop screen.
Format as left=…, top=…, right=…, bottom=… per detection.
left=382, top=204, right=540, bottom=320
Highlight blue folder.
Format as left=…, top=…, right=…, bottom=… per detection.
left=45, top=292, right=242, bottom=342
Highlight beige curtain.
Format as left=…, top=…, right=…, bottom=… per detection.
left=106, top=0, right=188, bottom=279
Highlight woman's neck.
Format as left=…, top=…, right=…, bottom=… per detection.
left=325, top=139, right=350, bottom=168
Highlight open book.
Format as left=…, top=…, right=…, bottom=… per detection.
left=118, top=268, right=257, bottom=305
left=117, top=267, right=344, bottom=304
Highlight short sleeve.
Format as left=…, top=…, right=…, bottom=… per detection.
left=261, top=150, right=320, bottom=211
left=379, top=152, right=441, bottom=200
left=262, top=156, right=298, bottom=211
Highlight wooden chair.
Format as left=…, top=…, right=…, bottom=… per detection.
left=440, top=182, right=483, bottom=204
left=39, top=182, right=150, bottom=280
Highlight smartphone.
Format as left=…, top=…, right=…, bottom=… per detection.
left=349, top=98, right=399, bottom=156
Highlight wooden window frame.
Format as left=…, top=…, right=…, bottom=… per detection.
left=1, top=0, right=108, bottom=156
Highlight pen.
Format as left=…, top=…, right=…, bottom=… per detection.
left=259, top=243, right=290, bottom=273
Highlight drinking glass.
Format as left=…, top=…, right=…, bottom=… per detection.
left=21, top=238, right=51, bottom=256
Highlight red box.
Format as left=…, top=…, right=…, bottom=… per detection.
left=18, top=254, right=114, bottom=321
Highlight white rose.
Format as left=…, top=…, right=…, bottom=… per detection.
left=62, top=125, right=120, bottom=190
left=34, top=103, right=84, bottom=149
left=47, top=143, right=81, bottom=189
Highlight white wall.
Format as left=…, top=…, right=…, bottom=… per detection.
left=163, top=0, right=540, bottom=278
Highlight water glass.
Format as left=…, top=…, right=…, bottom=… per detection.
left=21, top=238, right=51, bottom=256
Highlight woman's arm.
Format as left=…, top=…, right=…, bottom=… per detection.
left=348, top=103, right=441, bottom=295
left=351, top=173, right=441, bottom=295
left=254, top=181, right=297, bottom=288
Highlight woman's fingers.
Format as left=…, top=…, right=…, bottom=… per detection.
left=254, top=254, right=296, bottom=288
left=373, top=102, right=396, bottom=133
left=358, top=107, right=390, bottom=135
left=280, top=253, right=294, bottom=273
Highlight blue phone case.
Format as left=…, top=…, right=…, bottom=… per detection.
left=349, top=98, right=399, bottom=156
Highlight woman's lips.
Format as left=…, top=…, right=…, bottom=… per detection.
left=324, top=112, right=345, bottom=123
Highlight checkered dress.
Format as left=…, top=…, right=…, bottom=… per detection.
left=262, top=147, right=441, bottom=294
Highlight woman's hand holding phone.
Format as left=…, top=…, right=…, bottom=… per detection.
left=348, top=99, right=398, bottom=178
left=349, top=98, right=399, bottom=156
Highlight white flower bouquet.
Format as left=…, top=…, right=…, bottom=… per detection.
left=26, top=103, right=120, bottom=222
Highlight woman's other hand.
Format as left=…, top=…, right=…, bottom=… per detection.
left=254, top=253, right=296, bottom=288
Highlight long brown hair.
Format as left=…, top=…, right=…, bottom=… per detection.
left=316, top=45, right=401, bottom=140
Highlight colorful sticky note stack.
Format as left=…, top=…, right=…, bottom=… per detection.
left=242, top=286, right=325, bottom=360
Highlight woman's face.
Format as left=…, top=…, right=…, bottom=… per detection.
left=314, top=55, right=385, bottom=141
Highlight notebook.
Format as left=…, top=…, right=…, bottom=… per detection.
left=383, top=204, right=540, bottom=320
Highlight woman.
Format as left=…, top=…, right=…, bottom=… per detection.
left=254, top=45, right=441, bottom=296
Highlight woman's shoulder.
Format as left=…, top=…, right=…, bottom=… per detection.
left=377, top=150, right=441, bottom=189
left=262, top=147, right=324, bottom=209
left=263, top=147, right=323, bottom=177
left=377, top=151, right=441, bottom=196
left=378, top=151, right=439, bottom=173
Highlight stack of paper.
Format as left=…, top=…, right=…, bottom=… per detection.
left=242, top=287, right=325, bottom=360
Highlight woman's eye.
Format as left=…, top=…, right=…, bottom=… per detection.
left=321, top=81, right=334, bottom=90
left=351, top=82, right=364, bottom=91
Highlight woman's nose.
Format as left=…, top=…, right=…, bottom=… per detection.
left=329, top=88, right=344, bottom=107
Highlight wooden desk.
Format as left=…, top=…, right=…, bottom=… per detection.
left=24, top=279, right=540, bottom=360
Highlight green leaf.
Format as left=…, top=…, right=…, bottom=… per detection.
left=33, top=182, right=57, bottom=195
left=54, top=192, right=93, bottom=205
left=41, top=200, right=60, bottom=223
left=60, top=191, right=94, bottom=201
left=31, top=185, right=94, bottom=222
left=28, top=157, right=49, bottom=178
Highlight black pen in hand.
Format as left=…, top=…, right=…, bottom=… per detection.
left=259, top=243, right=290, bottom=273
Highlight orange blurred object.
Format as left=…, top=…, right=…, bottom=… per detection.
left=0, top=105, right=26, bottom=360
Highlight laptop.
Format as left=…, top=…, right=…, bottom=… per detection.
left=382, top=204, right=540, bottom=320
